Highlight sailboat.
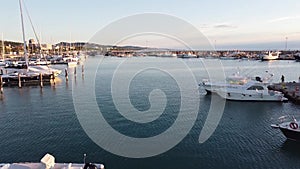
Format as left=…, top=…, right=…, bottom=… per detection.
left=1, top=0, right=61, bottom=86
left=4, top=0, right=61, bottom=76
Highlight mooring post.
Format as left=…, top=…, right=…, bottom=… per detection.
left=74, top=67, right=77, bottom=75
left=18, top=73, right=21, bottom=88
left=82, top=65, right=84, bottom=75
left=39, top=73, right=43, bottom=88
left=52, top=71, right=55, bottom=85
left=0, top=75, right=3, bottom=94
left=65, top=68, right=68, bottom=81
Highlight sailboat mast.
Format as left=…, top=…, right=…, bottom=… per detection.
left=1, top=33, right=4, bottom=60
left=19, top=0, right=28, bottom=67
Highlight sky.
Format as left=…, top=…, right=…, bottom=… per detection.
left=1, top=0, right=300, bottom=50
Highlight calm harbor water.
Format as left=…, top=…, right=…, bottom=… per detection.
left=1, top=57, right=300, bottom=169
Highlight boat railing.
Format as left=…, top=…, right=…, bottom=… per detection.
left=277, top=115, right=300, bottom=124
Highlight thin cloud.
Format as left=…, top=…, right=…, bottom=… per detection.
left=269, top=16, right=300, bottom=23
left=198, top=23, right=238, bottom=30
left=213, top=23, right=237, bottom=29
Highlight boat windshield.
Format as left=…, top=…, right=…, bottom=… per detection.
left=246, top=85, right=264, bottom=90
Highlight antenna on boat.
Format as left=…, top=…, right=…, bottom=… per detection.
left=83, top=153, right=87, bottom=164
left=19, top=0, right=28, bottom=69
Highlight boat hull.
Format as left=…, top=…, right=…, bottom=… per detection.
left=279, top=127, right=300, bottom=141
left=217, top=91, right=287, bottom=102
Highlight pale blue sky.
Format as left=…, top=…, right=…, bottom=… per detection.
left=1, top=0, right=300, bottom=49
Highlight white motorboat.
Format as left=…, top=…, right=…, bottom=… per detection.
left=201, top=71, right=274, bottom=94
left=0, top=60, right=5, bottom=66
left=29, top=58, right=50, bottom=65
left=178, top=52, right=198, bottom=59
left=272, top=116, right=300, bottom=141
left=261, top=51, right=280, bottom=61
left=63, top=57, right=79, bottom=67
left=201, top=71, right=253, bottom=94
left=0, top=153, right=104, bottom=169
left=216, top=81, right=287, bottom=102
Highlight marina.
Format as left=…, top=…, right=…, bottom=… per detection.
left=1, top=0, right=300, bottom=168
left=1, top=57, right=300, bottom=169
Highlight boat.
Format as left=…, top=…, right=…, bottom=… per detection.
left=29, top=57, right=51, bottom=66
left=216, top=80, right=287, bottom=102
left=201, top=70, right=287, bottom=101
left=0, top=60, right=5, bottom=67
left=178, top=52, right=198, bottom=58
left=294, top=53, right=300, bottom=62
left=3, top=0, right=62, bottom=77
left=0, top=153, right=105, bottom=169
left=63, top=57, right=79, bottom=67
left=272, top=116, right=300, bottom=141
left=261, top=51, right=281, bottom=61
left=28, top=65, right=62, bottom=77
left=201, top=70, right=266, bottom=94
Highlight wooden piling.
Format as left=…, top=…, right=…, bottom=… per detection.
left=65, top=68, right=68, bottom=81
left=0, top=75, right=3, bottom=94
left=52, top=72, right=55, bottom=85
left=74, top=67, right=77, bottom=75
left=39, top=73, right=43, bottom=88
left=18, top=73, right=21, bottom=88
left=82, top=65, right=84, bottom=75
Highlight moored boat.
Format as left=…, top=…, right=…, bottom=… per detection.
left=201, top=71, right=249, bottom=94
left=0, top=153, right=105, bottom=169
left=272, top=116, right=300, bottom=141
left=261, top=51, right=280, bottom=61
left=216, top=81, right=288, bottom=102
left=200, top=70, right=287, bottom=102
left=63, top=57, right=79, bottom=67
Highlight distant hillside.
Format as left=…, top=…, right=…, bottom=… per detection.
left=0, top=40, right=23, bottom=47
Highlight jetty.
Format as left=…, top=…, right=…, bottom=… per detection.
left=268, top=82, right=300, bottom=104
left=0, top=73, right=54, bottom=87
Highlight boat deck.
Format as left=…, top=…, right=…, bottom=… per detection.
left=0, top=162, right=104, bottom=169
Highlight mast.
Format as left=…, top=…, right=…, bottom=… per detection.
left=19, top=0, right=28, bottom=68
left=1, top=33, right=4, bottom=60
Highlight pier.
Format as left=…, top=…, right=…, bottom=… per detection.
left=0, top=73, right=54, bottom=87
left=268, top=82, right=300, bottom=104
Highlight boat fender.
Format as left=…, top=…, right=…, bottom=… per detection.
left=289, top=122, right=298, bottom=129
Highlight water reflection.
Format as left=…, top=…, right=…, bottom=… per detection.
left=281, top=140, right=300, bottom=157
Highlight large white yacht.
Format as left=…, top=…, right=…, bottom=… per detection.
left=200, top=70, right=287, bottom=101
left=216, top=81, right=287, bottom=102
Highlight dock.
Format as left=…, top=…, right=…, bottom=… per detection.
left=0, top=73, right=54, bottom=87
left=268, top=82, right=300, bottom=104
